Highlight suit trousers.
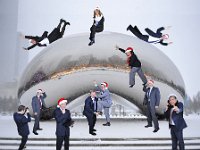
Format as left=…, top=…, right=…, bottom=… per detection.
left=104, top=107, right=110, bottom=122
left=86, top=115, right=96, bottom=133
left=18, top=135, right=28, bottom=150
left=146, top=102, right=159, bottom=129
left=56, top=136, right=69, bottom=150
left=33, top=113, right=41, bottom=132
left=170, top=125, right=185, bottom=150
left=129, top=67, right=147, bottom=86
left=89, top=25, right=103, bottom=41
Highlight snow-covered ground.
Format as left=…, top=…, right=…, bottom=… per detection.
left=0, top=114, right=199, bottom=139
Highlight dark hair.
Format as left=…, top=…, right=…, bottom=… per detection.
left=18, top=105, right=26, bottom=112
left=90, top=90, right=96, bottom=94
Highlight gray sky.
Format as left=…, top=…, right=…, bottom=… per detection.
left=17, top=0, right=200, bottom=97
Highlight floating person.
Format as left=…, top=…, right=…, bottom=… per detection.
left=127, top=25, right=173, bottom=46
left=94, top=81, right=112, bottom=126
left=54, top=98, right=74, bottom=150
left=164, top=94, right=187, bottom=150
left=23, top=19, right=70, bottom=50
left=83, top=90, right=99, bottom=136
left=115, top=45, right=147, bottom=88
left=88, top=7, right=105, bottom=46
left=13, top=105, right=31, bottom=150
left=143, top=79, right=160, bottom=133
left=32, top=89, right=47, bottom=135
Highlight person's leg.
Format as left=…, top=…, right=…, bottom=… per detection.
left=171, top=127, right=178, bottom=150
left=175, top=129, right=185, bottom=150
left=146, top=103, right=152, bottom=126
left=87, top=116, right=94, bottom=133
left=97, top=100, right=103, bottom=112
left=150, top=107, right=159, bottom=130
left=137, top=68, right=147, bottom=85
left=129, top=67, right=138, bottom=86
left=33, top=114, right=39, bottom=133
left=93, top=114, right=97, bottom=130
left=64, top=136, right=70, bottom=150
left=104, top=107, right=110, bottom=123
left=56, top=136, right=64, bottom=150
left=89, top=25, right=96, bottom=41
left=156, top=27, right=165, bottom=37
left=145, top=28, right=159, bottom=38
left=18, top=135, right=28, bottom=150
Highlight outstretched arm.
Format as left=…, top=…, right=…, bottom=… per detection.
left=115, top=45, right=126, bottom=53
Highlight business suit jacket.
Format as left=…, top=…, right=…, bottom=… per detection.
left=165, top=102, right=187, bottom=130
left=32, top=93, right=47, bottom=114
left=93, top=16, right=105, bottom=32
left=143, top=87, right=161, bottom=108
left=13, top=113, right=31, bottom=136
left=83, top=96, right=98, bottom=117
left=54, top=108, right=72, bottom=137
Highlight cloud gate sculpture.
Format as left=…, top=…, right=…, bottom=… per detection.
left=18, top=32, right=185, bottom=116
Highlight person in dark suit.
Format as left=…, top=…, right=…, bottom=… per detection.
left=165, top=94, right=187, bottom=150
left=83, top=90, right=98, bottom=135
left=13, top=105, right=31, bottom=150
left=54, top=98, right=73, bottom=150
left=115, top=45, right=147, bottom=88
left=127, top=25, right=173, bottom=46
left=31, top=89, right=47, bottom=135
left=24, top=19, right=70, bottom=50
left=143, top=79, right=161, bottom=132
left=88, top=7, right=105, bottom=46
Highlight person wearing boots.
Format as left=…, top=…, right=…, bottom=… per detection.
left=115, top=45, right=147, bottom=88
left=83, top=90, right=99, bottom=135
left=94, top=81, right=112, bottom=126
left=165, top=94, right=187, bottom=150
left=24, top=19, right=70, bottom=50
left=13, top=105, right=31, bottom=150
left=143, top=79, right=160, bottom=133
left=88, top=7, right=105, bottom=46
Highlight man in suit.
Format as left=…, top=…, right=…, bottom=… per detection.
left=143, top=79, right=161, bottom=132
left=54, top=98, right=73, bottom=150
left=115, top=45, right=147, bottom=88
left=13, top=105, right=31, bottom=150
left=24, top=19, right=70, bottom=50
left=83, top=90, right=98, bottom=135
left=165, top=94, right=187, bottom=150
left=127, top=25, right=173, bottom=46
left=94, top=81, right=112, bottom=126
left=31, top=89, right=47, bottom=135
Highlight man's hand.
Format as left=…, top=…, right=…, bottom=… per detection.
left=155, top=106, right=159, bottom=109
left=34, top=112, right=38, bottom=116
left=173, top=106, right=179, bottom=112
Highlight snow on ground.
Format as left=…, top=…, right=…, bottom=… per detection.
left=0, top=114, right=199, bottom=139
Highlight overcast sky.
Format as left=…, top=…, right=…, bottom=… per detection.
left=16, top=0, right=200, bottom=97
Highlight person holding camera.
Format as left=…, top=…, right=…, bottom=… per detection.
left=32, top=89, right=47, bottom=135
left=143, top=79, right=160, bottom=133
left=83, top=90, right=99, bottom=136
left=54, top=98, right=74, bottom=150
left=165, top=94, right=187, bottom=150
left=13, top=105, right=31, bottom=150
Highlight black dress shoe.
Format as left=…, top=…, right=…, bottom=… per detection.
left=153, top=128, right=160, bottom=133
left=93, top=129, right=97, bottom=132
left=145, top=125, right=152, bottom=128
left=88, top=40, right=95, bottom=46
left=37, top=128, right=43, bottom=130
left=127, top=25, right=131, bottom=31
left=103, top=122, right=111, bottom=126
left=129, top=85, right=134, bottom=88
left=33, top=131, right=38, bottom=135
left=90, top=132, right=96, bottom=136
